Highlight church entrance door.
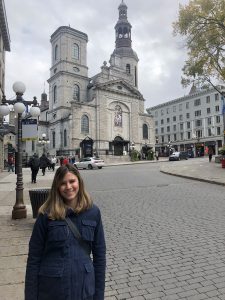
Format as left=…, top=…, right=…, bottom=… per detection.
left=113, top=136, right=128, bottom=156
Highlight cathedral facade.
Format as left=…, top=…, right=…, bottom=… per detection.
left=40, top=1, right=154, bottom=159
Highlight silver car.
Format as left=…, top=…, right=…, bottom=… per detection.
left=74, top=157, right=105, bottom=169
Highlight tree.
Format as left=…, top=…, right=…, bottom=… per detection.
left=173, top=0, right=225, bottom=89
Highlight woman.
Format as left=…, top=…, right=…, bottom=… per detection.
left=25, top=164, right=106, bottom=300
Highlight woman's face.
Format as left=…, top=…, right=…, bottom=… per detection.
left=59, top=172, right=79, bottom=207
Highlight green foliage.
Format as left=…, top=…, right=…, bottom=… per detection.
left=173, top=0, right=225, bottom=87
left=147, top=150, right=154, bottom=160
left=130, top=149, right=140, bottom=161
left=218, top=145, right=225, bottom=155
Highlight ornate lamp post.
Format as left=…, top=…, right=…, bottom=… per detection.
left=38, top=133, right=50, bottom=154
left=0, top=82, right=40, bottom=219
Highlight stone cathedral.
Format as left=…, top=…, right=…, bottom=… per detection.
left=39, top=1, right=154, bottom=160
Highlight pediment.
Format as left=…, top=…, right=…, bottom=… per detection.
left=94, top=79, right=144, bottom=100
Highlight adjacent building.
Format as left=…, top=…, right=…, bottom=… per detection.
left=147, top=85, right=225, bottom=157
left=0, top=0, right=10, bottom=171
left=39, top=0, right=154, bottom=161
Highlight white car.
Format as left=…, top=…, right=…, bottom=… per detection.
left=74, top=157, right=105, bottom=169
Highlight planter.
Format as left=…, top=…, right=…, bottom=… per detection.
left=29, top=189, right=50, bottom=218
left=221, top=158, right=225, bottom=168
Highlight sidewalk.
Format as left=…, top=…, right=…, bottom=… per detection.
left=0, top=158, right=224, bottom=299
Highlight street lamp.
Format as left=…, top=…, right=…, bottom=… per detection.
left=38, top=133, right=50, bottom=154
left=0, top=81, right=40, bottom=219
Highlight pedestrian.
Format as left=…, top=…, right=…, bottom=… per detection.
left=28, top=153, right=40, bottom=183
left=155, top=150, right=159, bottom=161
left=7, top=155, right=14, bottom=172
left=40, top=153, right=51, bottom=176
left=25, top=164, right=106, bottom=300
left=62, top=156, right=69, bottom=165
left=51, top=155, right=57, bottom=171
left=208, top=147, right=213, bottom=162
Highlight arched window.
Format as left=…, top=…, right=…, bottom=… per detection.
left=72, top=43, right=79, bottom=59
left=114, top=105, right=122, bottom=127
left=54, top=45, right=58, bottom=60
left=73, top=84, right=80, bottom=101
left=53, top=85, right=57, bottom=103
left=64, top=129, right=67, bottom=147
left=123, top=27, right=128, bottom=38
left=52, top=131, right=55, bottom=148
left=143, top=124, right=148, bottom=139
left=81, top=115, right=89, bottom=133
left=118, top=27, right=123, bottom=38
left=126, top=64, right=130, bottom=74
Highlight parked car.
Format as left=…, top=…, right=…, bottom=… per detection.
left=169, top=151, right=188, bottom=161
left=74, top=157, right=105, bottom=169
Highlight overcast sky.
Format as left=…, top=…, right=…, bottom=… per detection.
left=4, top=0, right=190, bottom=110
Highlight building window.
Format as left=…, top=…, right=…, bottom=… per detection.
left=81, top=115, right=89, bottom=133
left=217, top=127, right=221, bottom=135
left=126, top=64, right=130, bottom=74
left=195, top=119, right=202, bottom=127
left=64, top=129, right=67, bottom=147
left=155, top=120, right=158, bottom=126
left=161, top=119, right=164, bottom=125
left=194, top=98, right=201, bottom=106
left=52, top=131, right=55, bottom=148
left=179, top=115, right=183, bottom=121
left=187, top=121, right=191, bottom=129
left=195, top=110, right=201, bottom=116
left=73, top=84, right=80, bottom=101
left=207, top=107, right=211, bottom=114
left=53, top=85, right=57, bottom=103
left=174, top=134, right=177, bottom=141
left=180, top=123, right=183, bottom=131
left=161, top=127, right=164, bottom=133
left=72, top=43, right=79, bottom=59
left=215, top=93, right=219, bottom=101
left=167, top=135, right=170, bottom=142
left=180, top=132, right=184, bottom=140
left=196, top=130, right=202, bottom=138
left=173, top=124, right=176, bottom=131
left=206, top=96, right=210, bottom=103
left=215, top=105, right=220, bottom=112
left=114, top=105, right=122, bottom=127
left=167, top=118, right=170, bottom=123
left=187, top=132, right=191, bottom=139
left=166, top=107, right=170, bottom=114
left=167, top=126, right=170, bottom=132
left=143, top=124, right=148, bottom=139
left=208, top=128, right=212, bottom=136
left=216, top=116, right=220, bottom=123
left=155, top=128, right=158, bottom=134
left=186, top=102, right=189, bottom=109
left=173, top=106, right=176, bottom=112
left=161, top=109, right=164, bottom=116
left=54, top=45, right=58, bottom=60
left=161, top=136, right=164, bottom=143
left=207, top=117, right=212, bottom=125
left=173, top=116, right=176, bottom=122
left=186, top=113, right=190, bottom=119
left=179, top=104, right=182, bottom=111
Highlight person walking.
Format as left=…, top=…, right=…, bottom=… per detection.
left=7, top=155, right=15, bottom=172
left=208, top=147, right=213, bottom=162
left=25, top=164, right=106, bottom=300
left=39, top=153, right=50, bottom=176
left=28, top=153, right=40, bottom=183
left=51, top=155, right=57, bottom=171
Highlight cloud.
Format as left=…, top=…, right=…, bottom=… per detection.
left=4, top=0, right=190, bottom=109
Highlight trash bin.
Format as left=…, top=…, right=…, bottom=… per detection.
left=29, top=189, right=50, bottom=218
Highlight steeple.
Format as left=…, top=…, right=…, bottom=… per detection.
left=115, top=0, right=132, bottom=48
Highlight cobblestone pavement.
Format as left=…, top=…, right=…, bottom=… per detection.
left=1, top=162, right=225, bottom=299
left=82, top=164, right=225, bottom=300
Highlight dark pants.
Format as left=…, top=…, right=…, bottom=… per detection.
left=31, top=169, right=39, bottom=183
left=209, top=154, right=212, bottom=162
left=41, top=167, right=46, bottom=175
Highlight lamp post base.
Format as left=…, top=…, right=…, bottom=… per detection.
left=12, top=205, right=27, bottom=219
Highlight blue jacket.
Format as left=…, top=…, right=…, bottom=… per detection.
left=25, top=204, right=106, bottom=300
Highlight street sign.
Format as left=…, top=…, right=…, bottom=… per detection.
left=22, top=119, right=38, bottom=141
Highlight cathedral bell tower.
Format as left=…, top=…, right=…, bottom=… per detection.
left=115, top=0, right=132, bottom=48
left=110, top=0, right=139, bottom=88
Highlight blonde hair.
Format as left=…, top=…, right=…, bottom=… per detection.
left=39, top=164, right=93, bottom=219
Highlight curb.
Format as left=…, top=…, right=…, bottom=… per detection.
left=160, top=169, right=225, bottom=187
